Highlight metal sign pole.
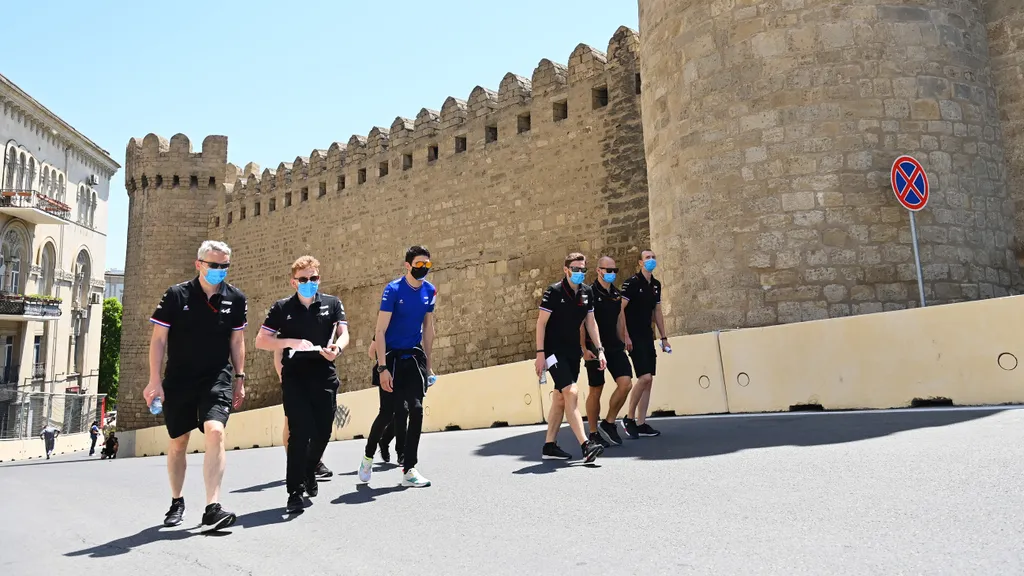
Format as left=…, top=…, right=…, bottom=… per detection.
left=909, top=211, right=925, bottom=307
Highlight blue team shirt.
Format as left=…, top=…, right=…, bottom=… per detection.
left=380, top=276, right=436, bottom=350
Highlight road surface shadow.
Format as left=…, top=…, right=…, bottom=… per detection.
left=64, top=525, right=199, bottom=558
left=477, top=409, right=1010, bottom=468
left=332, top=482, right=408, bottom=505
left=231, top=478, right=286, bottom=493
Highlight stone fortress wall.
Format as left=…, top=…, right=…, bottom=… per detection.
left=118, top=1, right=1024, bottom=432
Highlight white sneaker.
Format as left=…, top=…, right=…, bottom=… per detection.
left=402, top=468, right=431, bottom=488
left=358, top=455, right=373, bottom=483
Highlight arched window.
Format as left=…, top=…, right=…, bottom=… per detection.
left=40, top=167, right=48, bottom=196
left=38, top=242, right=55, bottom=296
left=4, top=148, right=15, bottom=189
left=90, top=191, right=97, bottom=228
left=57, top=174, right=64, bottom=202
left=17, top=153, right=25, bottom=189
left=72, top=249, right=90, bottom=306
left=27, top=157, right=35, bottom=192
left=0, top=227, right=27, bottom=294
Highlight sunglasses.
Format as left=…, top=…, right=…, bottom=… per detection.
left=200, top=260, right=230, bottom=270
left=569, top=266, right=587, bottom=273
left=599, top=267, right=619, bottom=273
left=294, top=275, right=320, bottom=283
left=411, top=261, right=432, bottom=269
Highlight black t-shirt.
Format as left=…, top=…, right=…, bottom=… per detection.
left=539, top=278, right=594, bottom=355
left=621, top=272, right=662, bottom=341
left=585, top=281, right=624, bottom=351
left=260, top=292, right=347, bottom=379
left=150, top=277, right=248, bottom=384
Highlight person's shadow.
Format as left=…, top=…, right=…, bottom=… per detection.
left=64, top=508, right=295, bottom=558
left=332, top=483, right=407, bottom=505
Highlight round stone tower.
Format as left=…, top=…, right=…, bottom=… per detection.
left=118, top=134, right=227, bottom=432
left=638, top=0, right=1019, bottom=335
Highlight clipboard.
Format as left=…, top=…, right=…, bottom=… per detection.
left=288, top=322, right=341, bottom=358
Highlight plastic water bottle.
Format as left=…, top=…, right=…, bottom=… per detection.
left=150, top=397, right=163, bottom=415
left=427, top=374, right=437, bottom=387
left=539, top=371, right=547, bottom=385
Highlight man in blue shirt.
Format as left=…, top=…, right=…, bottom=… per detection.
left=359, top=245, right=436, bottom=488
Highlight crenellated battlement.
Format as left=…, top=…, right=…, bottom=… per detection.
left=217, top=26, right=641, bottom=213
left=124, top=132, right=229, bottom=194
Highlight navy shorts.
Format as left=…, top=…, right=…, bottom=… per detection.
left=547, top=351, right=582, bottom=392
left=162, top=376, right=232, bottom=439
left=629, top=340, right=657, bottom=377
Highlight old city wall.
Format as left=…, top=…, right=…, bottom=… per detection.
left=118, top=27, right=650, bottom=425
left=985, top=0, right=1024, bottom=250
left=118, top=135, right=232, bottom=431
left=638, top=0, right=1022, bottom=336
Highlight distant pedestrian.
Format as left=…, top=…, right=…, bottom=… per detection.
left=40, top=424, right=60, bottom=459
left=89, top=420, right=100, bottom=456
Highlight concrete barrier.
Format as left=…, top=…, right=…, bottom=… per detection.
left=0, top=432, right=97, bottom=462
left=117, top=295, right=1024, bottom=458
left=719, top=295, right=1024, bottom=413
left=539, top=332, right=730, bottom=423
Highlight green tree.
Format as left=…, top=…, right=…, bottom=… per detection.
left=98, top=297, right=122, bottom=405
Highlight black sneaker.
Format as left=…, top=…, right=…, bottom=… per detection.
left=305, top=475, right=319, bottom=497
left=542, top=442, right=572, bottom=460
left=582, top=440, right=605, bottom=463
left=201, top=503, right=237, bottom=532
left=598, top=420, right=622, bottom=446
left=379, top=443, right=391, bottom=463
left=314, top=461, right=333, bottom=478
left=589, top=431, right=610, bottom=448
left=621, top=417, right=640, bottom=440
left=163, top=497, right=185, bottom=527
left=286, top=492, right=304, bottom=514
left=637, top=422, right=661, bottom=437
left=397, top=453, right=404, bottom=467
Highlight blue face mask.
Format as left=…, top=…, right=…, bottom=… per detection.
left=603, top=272, right=617, bottom=284
left=570, top=271, right=585, bottom=285
left=643, top=259, right=657, bottom=272
left=297, top=281, right=319, bottom=298
left=204, top=268, right=227, bottom=285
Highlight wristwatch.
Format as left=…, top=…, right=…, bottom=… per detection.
left=597, top=347, right=605, bottom=353
left=234, top=373, right=245, bottom=380
left=375, top=364, right=387, bottom=374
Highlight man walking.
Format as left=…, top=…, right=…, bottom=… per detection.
left=256, top=255, right=348, bottom=514
left=144, top=240, right=247, bottom=531
left=620, top=249, right=670, bottom=439
left=369, top=338, right=405, bottom=466
left=278, top=350, right=334, bottom=480
left=40, top=424, right=59, bottom=459
left=582, top=256, right=632, bottom=447
left=535, top=252, right=606, bottom=462
left=358, top=245, right=436, bottom=488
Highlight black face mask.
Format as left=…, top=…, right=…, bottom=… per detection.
left=410, top=266, right=429, bottom=280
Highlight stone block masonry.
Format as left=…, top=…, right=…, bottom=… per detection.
left=118, top=6, right=1024, bottom=431
left=118, top=28, right=650, bottom=430
left=639, top=0, right=1022, bottom=336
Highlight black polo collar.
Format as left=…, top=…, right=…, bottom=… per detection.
left=188, top=276, right=228, bottom=300
left=594, top=280, right=618, bottom=297
left=286, top=291, right=323, bottom=309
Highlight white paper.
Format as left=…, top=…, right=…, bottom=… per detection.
left=545, top=354, right=558, bottom=368
left=288, top=346, right=323, bottom=358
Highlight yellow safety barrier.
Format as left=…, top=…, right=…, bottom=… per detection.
left=719, top=295, right=1024, bottom=412
left=421, top=360, right=544, bottom=432
left=0, top=432, right=98, bottom=462
left=539, top=332, right=730, bottom=424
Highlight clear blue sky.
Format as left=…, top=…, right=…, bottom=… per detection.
left=1, top=1, right=639, bottom=271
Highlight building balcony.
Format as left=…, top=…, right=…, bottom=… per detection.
left=0, top=189, right=71, bottom=225
left=0, top=293, right=61, bottom=321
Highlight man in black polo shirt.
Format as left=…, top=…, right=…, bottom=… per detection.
left=534, top=252, right=606, bottom=463
left=621, top=249, right=671, bottom=439
left=255, top=255, right=348, bottom=514
left=582, top=255, right=632, bottom=447
left=144, top=240, right=247, bottom=532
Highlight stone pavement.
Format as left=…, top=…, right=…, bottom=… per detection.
left=2, top=407, right=1023, bottom=575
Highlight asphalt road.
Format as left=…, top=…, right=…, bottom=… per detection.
left=2, top=407, right=1023, bottom=575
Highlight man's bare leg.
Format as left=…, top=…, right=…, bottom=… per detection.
left=606, top=376, right=632, bottom=423
left=202, top=420, right=227, bottom=506
left=167, top=433, right=190, bottom=499
left=544, top=392, right=565, bottom=443
left=627, top=374, right=652, bottom=419
left=561, top=385, right=588, bottom=444
left=637, top=377, right=654, bottom=426
left=585, top=385, right=603, bottom=434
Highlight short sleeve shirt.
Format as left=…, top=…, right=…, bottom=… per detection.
left=150, top=277, right=248, bottom=384
left=585, top=281, right=625, bottom=351
left=621, top=272, right=662, bottom=340
left=539, top=278, right=594, bottom=355
left=380, top=277, right=436, bottom=351
left=260, top=292, right=347, bottom=378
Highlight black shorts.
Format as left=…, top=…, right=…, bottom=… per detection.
left=547, top=351, right=582, bottom=392
left=162, top=376, right=233, bottom=439
left=629, top=339, right=657, bottom=377
left=585, top=348, right=633, bottom=387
